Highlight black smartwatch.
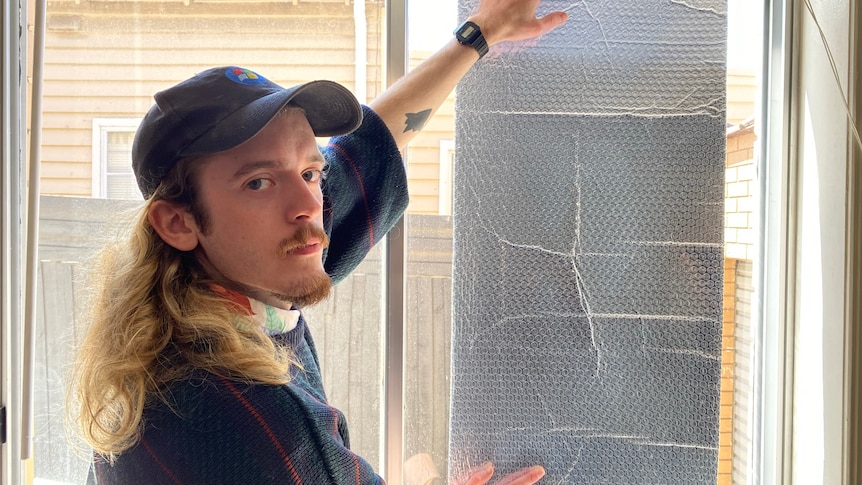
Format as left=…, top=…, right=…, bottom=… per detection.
left=454, top=20, right=489, bottom=59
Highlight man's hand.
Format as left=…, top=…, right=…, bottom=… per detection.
left=468, top=0, right=569, bottom=47
left=454, top=462, right=546, bottom=485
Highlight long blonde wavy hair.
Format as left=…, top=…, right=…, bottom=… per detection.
left=69, top=157, right=294, bottom=460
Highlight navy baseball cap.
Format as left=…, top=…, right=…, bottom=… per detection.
left=132, top=66, right=363, bottom=199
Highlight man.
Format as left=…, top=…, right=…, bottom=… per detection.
left=70, top=0, right=567, bottom=483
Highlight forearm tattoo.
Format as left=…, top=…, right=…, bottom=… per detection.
left=403, top=108, right=432, bottom=133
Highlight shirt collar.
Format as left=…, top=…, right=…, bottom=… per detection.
left=211, top=284, right=301, bottom=335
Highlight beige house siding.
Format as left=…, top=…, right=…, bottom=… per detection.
left=726, top=68, right=757, bottom=126
left=38, top=0, right=386, bottom=196
left=404, top=50, right=456, bottom=215
left=732, top=258, right=754, bottom=485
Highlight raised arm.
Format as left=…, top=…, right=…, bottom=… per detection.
left=369, top=0, right=568, bottom=150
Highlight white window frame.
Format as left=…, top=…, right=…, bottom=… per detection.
left=4, top=1, right=861, bottom=484
left=90, top=118, right=141, bottom=199
left=2, top=1, right=28, bottom=482
left=756, top=0, right=860, bottom=483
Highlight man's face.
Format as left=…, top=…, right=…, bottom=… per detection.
left=190, top=107, right=331, bottom=308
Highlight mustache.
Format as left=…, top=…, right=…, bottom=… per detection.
left=277, top=225, right=330, bottom=256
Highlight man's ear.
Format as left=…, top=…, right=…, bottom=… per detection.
left=148, top=200, right=200, bottom=251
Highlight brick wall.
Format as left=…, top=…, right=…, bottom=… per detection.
left=725, top=122, right=757, bottom=260
left=719, top=259, right=738, bottom=484
left=732, top=259, right=754, bottom=484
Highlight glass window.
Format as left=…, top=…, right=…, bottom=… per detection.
left=402, top=1, right=764, bottom=484
left=30, top=1, right=389, bottom=483
left=7, top=0, right=855, bottom=483
left=438, top=140, right=455, bottom=216
left=91, top=119, right=141, bottom=199
left=403, top=2, right=457, bottom=482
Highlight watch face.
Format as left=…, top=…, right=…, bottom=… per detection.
left=457, top=22, right=481, bottom=42
left=455, top=21, right=488, bottom=57
left=460, top=25, right=477, bottom=38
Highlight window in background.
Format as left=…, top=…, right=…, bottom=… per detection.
left=90, top=119, right=140, bottom=199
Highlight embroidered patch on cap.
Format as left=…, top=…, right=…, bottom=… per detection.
left=224, top=67, right=267, bottom=85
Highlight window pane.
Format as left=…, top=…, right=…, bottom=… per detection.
left=403, top=1, right=763, bottom=484
left=33, top=1, right=387, bottom=482
left=403, top=1, right=457, bottom=482
left=104, top=174, right=139, bottom=199
left=725, top=1, right=762, bottom=482
left=105, top=131, right=134, bottom=172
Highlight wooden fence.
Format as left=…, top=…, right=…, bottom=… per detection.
left=34, top=195, right=454, bottom=483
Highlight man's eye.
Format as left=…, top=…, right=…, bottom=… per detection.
left=302, top=170, right=322, bottom=183
left=246, top=178, right=273, bottom=191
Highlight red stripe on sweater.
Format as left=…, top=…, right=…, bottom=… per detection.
left=329, top=406, right=339, bottom=438
left=141, top=437, right=184, bottom=485
left=220, top=378, right=304, bottom=484
left=353, top=454, right=362, bottom=485
left=327, top=142, right=375, bottom=250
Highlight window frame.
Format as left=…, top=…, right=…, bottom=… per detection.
left=847, top=3, right=862, bottom=481
left=754, top=0, right=794, bottom=481
left=382, top=1, right=407, bottom=481
left=756, top=0, right=861, bottom=483
left=2, top=0, right=29, bottom=481
left=3, top=0, right=861, bottom=484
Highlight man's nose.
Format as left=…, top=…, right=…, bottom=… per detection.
left=284, top=176, right=323, bottom=221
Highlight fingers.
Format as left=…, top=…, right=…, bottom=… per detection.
left=535, top=11, right=569, bottom=36
left=453, top=463, right=546, bottom=485
left=494, top=466, right=546, bottom=485
left=509, top=11, right=568, bottom=44
left=471, top=1, right=569, bottom=46
left=457, top=462, right=495, bottom=485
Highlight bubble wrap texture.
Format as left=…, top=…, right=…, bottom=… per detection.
left=450, top=1, right=727, bottom=483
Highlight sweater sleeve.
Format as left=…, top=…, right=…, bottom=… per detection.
left=321, top=105, right=409, bottom=284
left=88, top=375, right=384, bottom=485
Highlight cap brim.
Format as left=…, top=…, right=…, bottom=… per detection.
left=181, top=80, right=362, bottom=157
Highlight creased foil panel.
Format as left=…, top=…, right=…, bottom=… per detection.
left=450, top=1, right=727, bottom=483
